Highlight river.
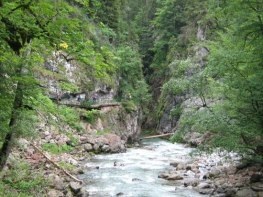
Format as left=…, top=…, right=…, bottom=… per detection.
left=80, top=138, right=206, bottom=197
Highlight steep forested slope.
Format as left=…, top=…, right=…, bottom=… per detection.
left=0, top=0, right=262, bottom=195
left=0, top=0, right=148, bottom=195
left=132, top=0, right=263, bottom=159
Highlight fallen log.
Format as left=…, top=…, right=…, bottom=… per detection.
left=59, top=102, right=120, bottom=110
left=140, top=133, right=174, bottom=139
left=31, top=143, right=83, bottom=183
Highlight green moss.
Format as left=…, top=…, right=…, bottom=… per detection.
left=58, top=161, right=75, bottom=172
left=96, top=129, right=111, bottom=136
left=58, top=106, right=82, bottom=131
left=59, top=81, right=79, bottom=92
left=121, top=101, right=137, bottom=113
left=42, top=143, right=73, bottom=154
left=83, top=109, right=100, bottom=123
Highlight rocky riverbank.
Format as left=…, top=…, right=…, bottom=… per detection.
left=13, top=130, right=130, bottom=197
left=159, top=149, right=263, bottom=197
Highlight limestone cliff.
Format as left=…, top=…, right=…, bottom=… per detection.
left=36, top=50, right=142, bottom=153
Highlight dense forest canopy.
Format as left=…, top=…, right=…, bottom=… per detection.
left=0, top=0, right=262, bottom=194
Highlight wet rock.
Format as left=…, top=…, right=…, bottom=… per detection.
left=116, top=192, right=124, bottom=196
left=67, top=158, right=79, bottom=166
left=224, top=188, right=237, bottom=196
left=177, top=163, right=187, bottom=170
left=134, top=142, right=140, bottom=147
left=198, top=182, right=211, bottom=189
left=251, top=182, right=263, bottom=191
left=47, top=189, right=64, bottom=197
left=184, top=170, right=195, bottom=178
left=79, top=187, right=89, bottom=197
left=76, top=168, right=85, bottom=174
left=105, top=134, right=126, bottom=153
left=132, top=178, right=142, bottom=181
left=170, top=162, right=179, bottom=167
left=208, top=168, right=221, bottom=178
left=84, top=144, right=93, bottom=152
left=198, top=188, right=214, bottom=195
left=158, top=173, right=169, bottom=179
left=183, top=178, right=199, bottom=187
left=250, top=174, right=263, bottom=183
left=101, top=144, right=110, bottom=152
left=93, top=144, right=100, bottom=152
left=48, top=174, right=65, bottom=190
left=69, top=182, right=82, bottom=194
left=186, top=165, right=192, bottom=171
left=166, top=174, right=184, bottom=181
left=235, top=188, right=257, bottom=197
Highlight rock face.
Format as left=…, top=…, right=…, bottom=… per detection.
left=156, top=25, right=210, bottom=145
left=37, top=50, right=142, bottom=154
left=82, top=105, right=141, bottom=145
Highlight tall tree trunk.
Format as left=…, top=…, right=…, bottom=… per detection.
left=0, top=77, right=23, bottom=171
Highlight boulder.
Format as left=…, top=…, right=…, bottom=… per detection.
left=158, top=173, right=169, bottom=179
left=166, top=174, right=184, bottom=181
left=84, top=144, right=93, bottom=152
left=48, top=174, right=65, bottom=190
left=47, top=189, right=64, bottom=197
left=198, top=182, right=211, bottom=189
left=198, top=188, right=214, bottom=195
left=208, top=168, right=221, bottom=178
left=170, top=162, right=179, bottom=167
left=235, top=188, right=257, bottom=197
left=69, top=182, right=82, bottom=194
left=183, top=178, right=199, bottom=187
left=250, top=174, right=263, bottom=183
left=177, top=163, right=187, bottom=170
left=251, top=182, right=263, bottom=192
left=101, top=144, right=110, bottom=152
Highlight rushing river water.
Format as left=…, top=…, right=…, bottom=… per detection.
left=80, top=138, right=206, bottom=197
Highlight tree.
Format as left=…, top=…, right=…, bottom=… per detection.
left=0, top=0, right=116, bottom=170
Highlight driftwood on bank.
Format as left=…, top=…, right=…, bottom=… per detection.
left=31, top=143, right=83, bottom=183
left=58, top=102, right=120, bottom=110
left=140, top=133, right=173, bottom=140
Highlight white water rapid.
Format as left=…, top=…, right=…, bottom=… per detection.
left=80, top=138, right=207, bottom=197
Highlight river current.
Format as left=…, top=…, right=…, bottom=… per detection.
left=80, top=138, right=206, bottom=197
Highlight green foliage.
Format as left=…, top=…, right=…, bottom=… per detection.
left=12, top=109, right=38, bottom=138
left=58, top=106, right=81, bottom=131
left=116, top=45, right=150, bottom=106
left=81, top=100, right=93, bottom=107
left=170, top=106, right=182, bottom=118
left=58, top=161, right=75, bottom=172
left=145, top=0, right=263, bottom=158
left=83, top=109, right=100, bottom=123
left=0, top=160, right=47, bottom=196
left=59, top=82, right=79, bottom=92
left=96, top=129, right=111, bottom=136
left=42, top=143, right=73, bottom=154
left=170, top=132, right=185, bottom=144
left=121, top=101, right=137, bottom=113
left=197, top=0, right=263, bottom=155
